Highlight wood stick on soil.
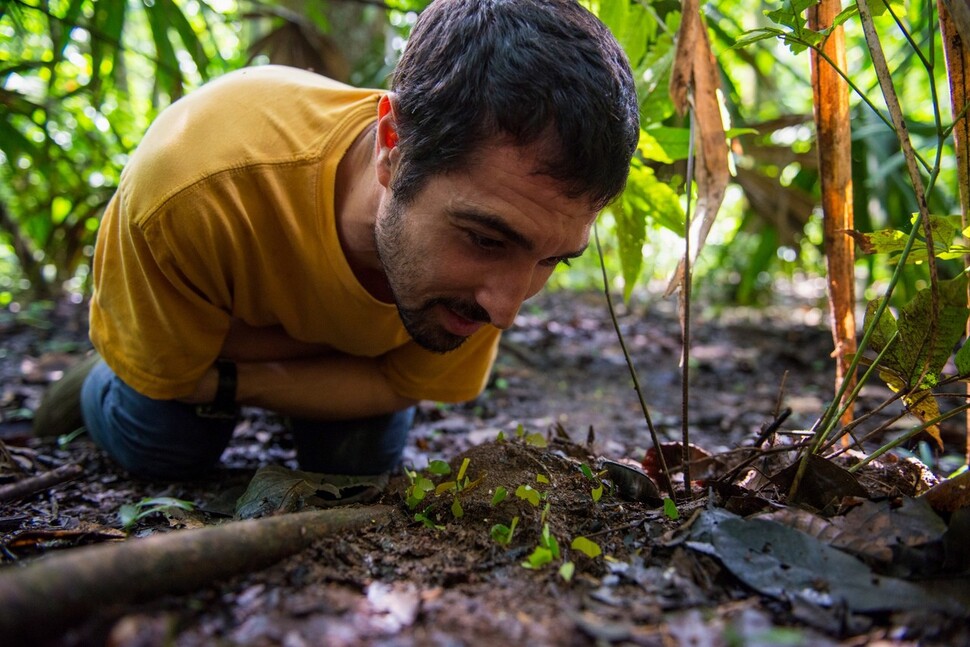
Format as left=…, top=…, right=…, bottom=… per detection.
left=0, top=505, right=395, bottom=642
left=0, top=463, right=83, bottom=503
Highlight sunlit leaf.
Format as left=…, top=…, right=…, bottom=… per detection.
left=900, top=389, right=944, bottom=449
left=570, top=536, right=602, bottom=558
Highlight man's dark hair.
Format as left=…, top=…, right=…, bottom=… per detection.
left=390, top=0, right=639, bottom=210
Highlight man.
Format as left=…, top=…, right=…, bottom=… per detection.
left=54, top=0, right=638, bottom=481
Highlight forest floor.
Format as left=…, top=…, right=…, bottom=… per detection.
left=1, top=287, right=969, bottom=646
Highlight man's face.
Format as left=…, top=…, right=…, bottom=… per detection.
left=374, top=142, right=597, bottom=353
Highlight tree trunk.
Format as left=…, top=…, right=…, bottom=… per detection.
left=809, top=0, right=857, bottom=430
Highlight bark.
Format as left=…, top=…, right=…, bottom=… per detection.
left=809, top=0, right=857, bottom=428
left=0, top=505, right=395, bottom=642
left=939, top=0, right=970, bottom=465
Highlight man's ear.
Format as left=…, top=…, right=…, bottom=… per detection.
left=377, top=94, right=399, bottom=149
left=376, top=93, right=399, bottom=188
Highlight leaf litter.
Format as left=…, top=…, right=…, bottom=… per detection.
left=0, top=291, right=968, bottom=646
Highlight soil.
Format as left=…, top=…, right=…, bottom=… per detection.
left=1, top=289, right=968, bottom=646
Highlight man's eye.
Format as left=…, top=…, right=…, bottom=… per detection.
left=468, top=232, right=503, bottom=250
left=541, top=256, right=572, bottom=268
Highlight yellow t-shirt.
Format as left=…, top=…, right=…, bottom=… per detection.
left=89, top=65, right=500, bottom=402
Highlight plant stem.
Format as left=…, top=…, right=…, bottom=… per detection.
left=681, top=109, right=697, bottom=500
left=848, top=402, right=970, bottom=472
left=594, top=225, right=675, bottom=497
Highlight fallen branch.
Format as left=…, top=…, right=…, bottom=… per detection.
left=0, top=463, right=83, bottom=503
left=0, top=505, right=395, bottom=642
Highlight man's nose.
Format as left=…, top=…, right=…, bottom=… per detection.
left=476, top=265, right=543, bottom=330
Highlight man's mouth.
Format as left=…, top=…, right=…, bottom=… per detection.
left=438, top=304, right=487, bottom=337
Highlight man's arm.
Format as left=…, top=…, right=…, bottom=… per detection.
left=179, top=319, right=418, bottom=418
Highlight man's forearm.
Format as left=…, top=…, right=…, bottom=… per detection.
left=182, top=355, right=416, bottom=419
left=236, top=355, right=416, bottom=419
left=179, top=319, right=415, bottom=418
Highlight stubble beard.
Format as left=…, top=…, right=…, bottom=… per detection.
left=374, top=197, right=488, bottom=354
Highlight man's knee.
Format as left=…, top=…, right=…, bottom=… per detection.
left=291, top=408, right=414, bottom=475
left=81, top=360, right=235, bottom=480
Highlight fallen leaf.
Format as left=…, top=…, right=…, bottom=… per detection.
left=921, top=469, right=970, bottom=513
left=770, top=454, right=868, bottom=510
left=690, top=510, right=964, bottom=615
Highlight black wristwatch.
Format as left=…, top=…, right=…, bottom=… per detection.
left=196, top=359, right=238, bottom=419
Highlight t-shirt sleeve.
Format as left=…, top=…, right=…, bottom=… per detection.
left=90, top=188, right=234, bottom=400
left=379, top=326, right=501, bottom=403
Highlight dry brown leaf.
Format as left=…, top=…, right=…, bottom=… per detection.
left=665, top=0, right=729, bottom=299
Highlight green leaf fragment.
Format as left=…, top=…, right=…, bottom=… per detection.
left=524, top=432, right=548, bottom=448
left=570, top=536, right=603, bottom=558
left=522, top=546, right=554, bottom=569
left=559, top=561, right=576, bottom=582
left=427, top=459, right=452, bottom=476
left=515, top=485, right=542, bottom=507
left=457, top=457, right=470, bottom=482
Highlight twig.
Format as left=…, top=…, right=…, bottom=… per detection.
left=594, top=226, right=675, bottom=497
left=0, top=464, right=83, bottom=503
left=752, top=407, right=793, bottom=448
left=772, top=371, right=790, bottom=419
left=582, top=518, right=649, bottom=539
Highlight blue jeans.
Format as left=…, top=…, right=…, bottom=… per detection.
left=80, top=359, right=413, bottom=481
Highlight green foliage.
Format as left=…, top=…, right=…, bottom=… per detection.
left=521, top=523, right=561, bottom=569
left=489, top=515, right=518, bottom=545
left=427, top=459, right=452, bottom=476
left=663, top=497, right=680, bottom=520
left=490, top=486, right=508, bottom=506
left=0, top=0, right=241, bottom=298
left=404, top=468, right=435, bottom=510
left=413, top=507, right=444, bottom=531
left=593, top=0, right=688, bottom=298
left=849, top=215, right=970, bottom=263
left=515, top=484, right=543, bottom=507
left=861, top=275, right=969, bottom=445
left=570, top=535, right=603, bottom=558
left=579, top=463, right=605, bottom=503
left=118, top=496, right=194, bottom=532
left=558, top=561, right=576, bottom=582
left=407, top=457, right=481, bottom=522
